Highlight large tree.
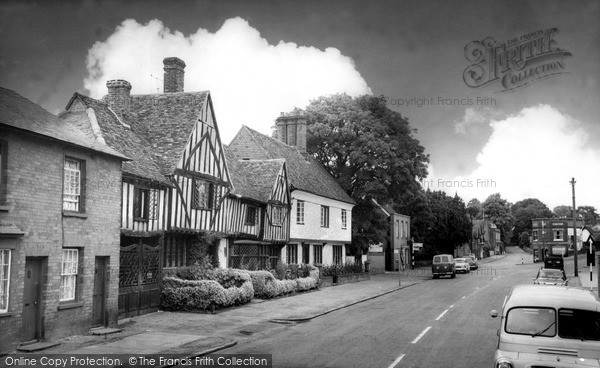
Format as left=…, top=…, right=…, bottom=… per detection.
left=578, top=205, right=599, bottom=225
left=466, top=198, right=482, bottom=219
left=420, top=190, right=471, bottom=254
left=553, top=205, right=571, bottom=218
left=510, top=198, right=553, bottom=246
left=482, top=193, right=514, bottom=244
left=301, top=94, right=430, bottom=252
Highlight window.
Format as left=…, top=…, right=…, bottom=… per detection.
left=558, top=309, right=600, bottom=341
left=0, top=249, right=10, bottom=313
left=271, top=206, right=283, bottom=226
left=192, top=179, right=220, bottom=210
left=395, top=220, right=400, bottom=239
left=505, top=307, right=556, bottom=337
left=320, top=206, right=330, bottom=228
left=554, top=230, right=563, bottom=241
left=302, top=244, right=310, bottom=264
left=0, top=140, right=7, bottom=204
left=63, top=158, right=85, bottom=212
left=286, top=244, right=298, bottom=264
left=333, top=245, right=343, bottom=265
left=532, top=230, right=538, bottom=241
left=341, top=209, right=347, bottom=229
left=404, top=221, right=408, bottom=238
left=313, top=245, right=323, bottom=264
left=60, top=249, right=79, bottom=301
left=296, top=200, right=305, bottom=225
left=133, top=187, right=150, bottom=220
left=245, top=206, right=258, bottom=225
left=148, top=189, right=158, bottom=220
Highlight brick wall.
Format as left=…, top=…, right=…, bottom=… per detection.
left=0, top=130, right=122, bottom=353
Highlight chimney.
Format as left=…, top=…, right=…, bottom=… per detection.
left=105, top=79, right=131, bottom=114
left=275, top=113, right=308, bottom=152
left=163, top=57, right=186, bottom=93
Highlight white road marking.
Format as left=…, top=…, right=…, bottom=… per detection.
left=411, top=326, right=432, bottom=344
left=461, top=296, right=466, bottom=299
left=435, top=309, right=448, bottom=321
left=386, top=354, right=405, bottom=368
left=449, top=305, right=454, bottom=308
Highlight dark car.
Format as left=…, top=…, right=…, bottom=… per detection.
left=544, top=256, right=564, bottom=270
left=432, top=254, right=455, bottom=279
left=533, top=267, right=568, bottom=286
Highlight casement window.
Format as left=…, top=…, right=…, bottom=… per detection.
left=148, top=189, right=158, bottom=220
left=63, top=157, right=85, bottom=212
left=302, top=244, right=310, bottom=264
left=333, top=245, right=343, bottom=265
left=341, top=209, right=347, bottom=229
left=404, top=221, right=408, bottom=238
left=245, top=206, right=258, bottom=225
left=313, top=244, right=323, bottom=264
left=532, top=230, right=538, bottom=241
left=60, top=249, right=79, bottom=301
left=395, top=220, right=400, bottom=239
left=286, top=244, right=298, bottom=264
left=0, top=249, right=10, bottom=313
left=320, top=206, right=330, bottom=228
left=296, top=200, right=305, bottom=225
left=271, top=206, right=283, bottom=226
left=554, top=230, right=563, bottom=241
left=133, top=187, right=150, bottom=220
left=192, top=179, right=220, bottom=210
left=0, top=140, right=7, bottom=205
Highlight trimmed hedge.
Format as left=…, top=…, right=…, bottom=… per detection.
left=249, top=265, right=319, bottom=299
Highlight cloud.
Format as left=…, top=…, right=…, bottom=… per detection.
left=428, top=105, right=600, bottom=210
left=84, top=17, right=372, bottom=143
left=453, top=107, right=503, bottom=134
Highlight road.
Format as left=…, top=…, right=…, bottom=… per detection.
left=217, top=248, right=543, bottom=368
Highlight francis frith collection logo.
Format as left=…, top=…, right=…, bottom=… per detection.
left=463, top=28, right=572, bottom=91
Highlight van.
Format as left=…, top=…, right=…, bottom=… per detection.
left=432, top=254, right=455, bottom=279
left=490, top=285, right=600, bottom=368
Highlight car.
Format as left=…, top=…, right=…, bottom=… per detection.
left=544, top=255, right=564, bottom=270
left=464, top=254, right=478, bottom=270
left=490, top=285, right=600, bottom=368
left=533, top=267, right=568, bottom=286
left=432, top=254, right=455, bottom=279
left=454, top=258, right=470, bottom=273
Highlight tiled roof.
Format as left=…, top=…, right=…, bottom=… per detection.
left=228, top=125, right=355, bottom=205
left=225, top=147, right=284, bottom=203
left=0, top=87, right=126, bottom=159
left=65, top=91, right=210, bottom=185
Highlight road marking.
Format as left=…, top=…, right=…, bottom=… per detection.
left=411, top=326, right=432, bottom=344
left=386, top=354, right=405, bottom=368
left=461, top=296, right=466, bottom=299
left=449, top=305, right=454, bottom=308
left=435, top=309, right=448, bottom=321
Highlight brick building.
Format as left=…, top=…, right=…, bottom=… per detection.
left=0, top=87, right=127, bottom=353
left=531, top=218, right=583, bottom=261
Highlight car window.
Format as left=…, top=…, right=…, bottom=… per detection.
left=505, top=307, right=556, bottom=337
left=558, top=309, right=600, bottom=341
left=441, top=256, right=449, bottom=262
left=434, top=256, right=441, bottom=263
left=540, top=270, right=563, bottom=278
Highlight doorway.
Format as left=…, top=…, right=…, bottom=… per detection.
left=23, top=257, right=43, bottom=342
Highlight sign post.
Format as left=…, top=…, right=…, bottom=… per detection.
left=590, top=239, right=594, bottom=291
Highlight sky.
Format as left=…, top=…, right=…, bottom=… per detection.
left=1, top=0, right=599, bottom=212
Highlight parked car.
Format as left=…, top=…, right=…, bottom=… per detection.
left=432, top=254, right=455, bottom=279
left=544, top=255, right=564, bottom=270
left=533, top=267, right=568, bottom=286
left=464, top=254, right=478, bottom=270
left=490, top=285, right=600, bottom=368
left=454, top=258, right=470, bottom=273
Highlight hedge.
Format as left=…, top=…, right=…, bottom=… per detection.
left=249, top=265, right=319, bottom=299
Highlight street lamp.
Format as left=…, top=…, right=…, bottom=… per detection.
left=571, top=178, right=578, bottom=277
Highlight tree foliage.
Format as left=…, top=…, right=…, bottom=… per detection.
left=466, top=198, right=482, bottom=219
left=553, top=205, right=572, bottom=218
left=482, top=193, right=513, bottom=244
left=302, top=94, right=429, bottom=252
left=510, top=198, right=553, bottom=245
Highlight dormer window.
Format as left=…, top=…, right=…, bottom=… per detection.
left=245, top=206, right=258, bottom=225
left=192, top=179, right=220, bottom=210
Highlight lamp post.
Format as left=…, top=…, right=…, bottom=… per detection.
left=570, top=177, right=578, bottom=277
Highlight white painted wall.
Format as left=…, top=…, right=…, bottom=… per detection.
left=290, top=191, right=353, bottom=243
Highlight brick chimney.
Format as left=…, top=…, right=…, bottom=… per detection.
left=105, top=79, right=131, bottom=114
left=163, top=57, right=186, bottom=93
left=275, top=112, right=308, bottom=152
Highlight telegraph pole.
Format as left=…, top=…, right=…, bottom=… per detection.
left=570, top=178, right=578, bottom=277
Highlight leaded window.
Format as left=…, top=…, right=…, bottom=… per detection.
left=60, top=249, right=79, bottom=301
left=0, top=249, right=10, bottom=313
left=63, top=158, right=82, bottom=212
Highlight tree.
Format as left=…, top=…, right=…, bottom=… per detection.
left=510, top=198, right=553, bottom=245
left=482, top=193, right=514, bottom=244
left=519, top=231, right=531, bottom=248
left=553, top=205, right=571, bottom=218
left=301, top=94, right=430, bottom=252
left=578, top=206, right=599, bottom=225
left=466, top=198, right=482, bottom=219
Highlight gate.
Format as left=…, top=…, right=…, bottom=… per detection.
left=118, top=236, right=161, bottom=318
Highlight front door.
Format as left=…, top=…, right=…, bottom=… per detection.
left=23, top=258, right=42, bottom=342
left=92, top=257, right=108, bottom=326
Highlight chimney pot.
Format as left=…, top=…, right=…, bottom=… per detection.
left=275, top=113, right=308, bottom=152
left=105, top=79, right=131, bottom=114
left=163, top=57, right=186, bottom=93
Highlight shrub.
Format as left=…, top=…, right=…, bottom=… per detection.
left=249, top=264, right=319, bottom=299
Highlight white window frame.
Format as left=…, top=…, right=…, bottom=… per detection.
left=320, top=206, right=330, bottom=228
left=554, top=230, right=563, bottom=241
left=63, top=158, right=81, bottom=211
left=341, top=209, right=347, bottom=229
left=60, top=249, right=79, bottom=302
left=272, top=206, right=283, bottom=226
left=0, top=249, right=11, bottom=313
left=532, top=230, right=538, bottom=241
left=296, top=200, right=305, bottom=225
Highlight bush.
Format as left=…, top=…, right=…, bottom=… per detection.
left=320, top=262, right=363, bottom=277
left=249, top=264, right=319, bottom=299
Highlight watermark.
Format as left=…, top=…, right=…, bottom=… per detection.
left=420, top=178, right=497, bottom=189
left=384, top=96, right=496, bottom=108
left=463, top=28, right=572, bottom=91
left=401, top=267, right=497, bottom=277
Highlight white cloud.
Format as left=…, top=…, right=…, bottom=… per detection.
left=453, top=107, right=503, bottom=134
left=430, top=105, right=600, bottom=210
left=84, top=17, right=372, bottom=143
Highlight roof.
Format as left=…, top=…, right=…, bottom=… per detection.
left=0, top=87, right=126, bottom=160
left=505, top=285, right=600, bottom=312
left=228, top=125, right=355, bottom=205
left=225, top=148, right=285, bottom=203
left=64, top=91, right=211, bottom=185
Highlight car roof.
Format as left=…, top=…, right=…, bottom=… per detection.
left=505, top=285, right=600, bottom=312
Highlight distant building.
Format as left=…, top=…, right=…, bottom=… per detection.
left=531, top=218, right=583, bottom=261
left=472, top=219, right=501, bottom=259
left=370, top=200, right=411, bottom=271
